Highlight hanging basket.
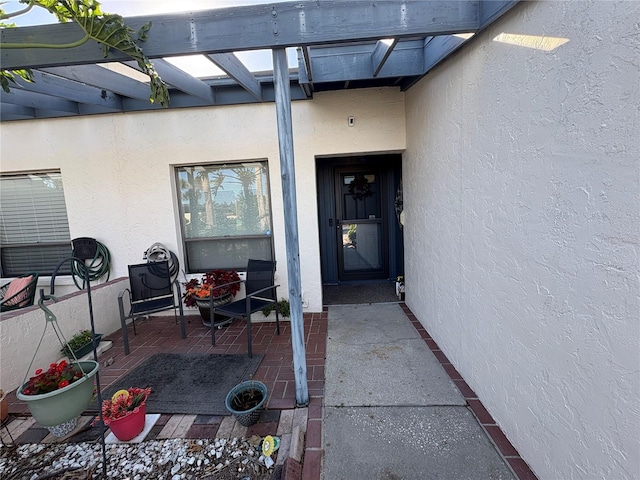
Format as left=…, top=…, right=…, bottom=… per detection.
left=225, top=380, right=268, bottom=427
left=108, top=404, right=147, bottom=441
left=16, top=360, right=99, bottom=436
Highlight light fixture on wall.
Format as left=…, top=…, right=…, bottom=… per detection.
left=493, top=32, right=569, bottom=52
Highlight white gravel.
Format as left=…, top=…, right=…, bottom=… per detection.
left=0, top=437, right=278, bottom=480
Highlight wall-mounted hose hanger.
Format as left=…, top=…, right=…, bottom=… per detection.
left=71, top=237, right=111, bottom=290
left=143, top=242, right=179, bottom=283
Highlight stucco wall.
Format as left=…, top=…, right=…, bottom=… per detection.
left=0, top=88, right=406, bottom=311
left=403, top=1, right=639, bottom=479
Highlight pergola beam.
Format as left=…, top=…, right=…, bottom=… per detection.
left=399, top=35, right=467, bottom=91
left=13, top=70, right=123, bottom=111
left=0, top=103, right=35, bottom=120
left=124, top=59, right=214, bottom=103
left=296, top=47, right=313, bottom=98
left=1, top=1, right=483, bottom=69
left=371, top=39, right=398, bottom=77
left=207, top=53, right=263, bottom=101
left=307, top=40, right=425, bottom=83
left=39, top=65, right=152, bottom=101
left=0, top=88, right=79, bottom=114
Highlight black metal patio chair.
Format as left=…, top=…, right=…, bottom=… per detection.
left=211, top=259, right=280, bottom=358
left=0, top=272, right=39, bottom=312
left=118, top=260, right=186, bottom=355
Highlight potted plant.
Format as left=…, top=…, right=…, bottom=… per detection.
left=16, top=359, right=99, bottom=437
left=100, top=387, right=151, bottom=441
left=225, top=379, right=268, bottom=427
left=182, top=269, right=241, bottom=327
left=61, top=329, right=103, bottom=359
left=262, top=298, right=290, bottom=318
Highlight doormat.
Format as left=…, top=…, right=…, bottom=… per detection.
left=323, top=283, right=399, bottom=305
left=89, top=353, right=264, bottom=416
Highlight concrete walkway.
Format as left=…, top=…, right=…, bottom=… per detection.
left=322, top=304, right=515, bottom=480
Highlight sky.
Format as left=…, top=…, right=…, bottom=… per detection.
left=6, top=0, right=296, bottom=77
left=8, top=1, right=283, bottom=25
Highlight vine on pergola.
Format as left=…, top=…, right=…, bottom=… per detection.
left=0, top=0, right=170, bottom=107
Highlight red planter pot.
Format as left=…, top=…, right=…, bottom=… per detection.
left=108, top=404, right=146, bottom=441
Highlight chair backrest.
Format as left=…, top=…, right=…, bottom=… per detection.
left=245, top=259, right=276, bottom=300
left=128, top=261, right=173, bottom=303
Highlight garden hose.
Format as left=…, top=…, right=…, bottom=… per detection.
left=71, top=240, right=111, bottom=290
left=143, top=242, right=179, bottom=283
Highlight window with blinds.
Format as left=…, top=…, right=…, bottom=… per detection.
left=176, top=161, right=274, bottom=272
left=0, top=172, right=72, bottom=277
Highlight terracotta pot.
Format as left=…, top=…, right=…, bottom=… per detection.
left=108, top=404, right=146, bottom=441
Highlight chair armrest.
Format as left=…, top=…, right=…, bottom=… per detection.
left=211, top=279, right=244, bottom=290
left=210, top=278, right=244, bottom=298
left=172, top=279, right=185, bottom=316
left=247, top=284, right=280, bottom=300
left=118, top=288, right=131, bottom=300
left=118, top=288, right=132, bottom=317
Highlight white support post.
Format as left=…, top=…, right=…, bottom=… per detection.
left=272, top=48, right=309, bottom=406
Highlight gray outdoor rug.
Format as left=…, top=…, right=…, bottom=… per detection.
left=89, top=353, right=264, bottom=415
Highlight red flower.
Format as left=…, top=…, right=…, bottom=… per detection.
left=99, top=387, right=151, bottom=425
left=20, top=360, right=85, bottom=396
left=182, top=270, right=241, bottom=307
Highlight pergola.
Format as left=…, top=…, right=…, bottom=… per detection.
left=0, top=0, right=518, bottom=405
left=1, top=1, right=517, bottom=121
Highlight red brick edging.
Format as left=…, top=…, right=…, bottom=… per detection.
left=399, top=303, right=538, bottom=480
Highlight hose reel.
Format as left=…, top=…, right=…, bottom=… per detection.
left=143, top=242, right=179, bottom=283
left=71, top=237, right=111, bottom=290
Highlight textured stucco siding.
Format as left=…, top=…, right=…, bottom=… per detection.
left=404, top=1, right=639, bottom=479
left=0, top=88, right=405, bottom=311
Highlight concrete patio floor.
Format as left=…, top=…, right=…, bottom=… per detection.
left=2, top=303, right=537, bottom=480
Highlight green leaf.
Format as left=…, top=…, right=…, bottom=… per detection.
left=1, top=68, right=33, bottom=92
left=137, top=21, right=152, bottom=42
left=2, top=0, right=169, bottom=107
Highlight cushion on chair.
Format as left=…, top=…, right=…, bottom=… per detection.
left=2, top=275, right=34, bottom=307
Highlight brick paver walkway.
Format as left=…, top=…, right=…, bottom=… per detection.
left=3, top=312, right=327, bottom=480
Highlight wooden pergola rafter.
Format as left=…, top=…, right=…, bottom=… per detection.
left=0, top=0, right=519, bottom=121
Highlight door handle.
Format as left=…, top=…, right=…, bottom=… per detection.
left=329, top=219, right=333, bottom=227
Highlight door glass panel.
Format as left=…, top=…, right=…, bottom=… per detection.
left=341, top=222, right=382, bottom=272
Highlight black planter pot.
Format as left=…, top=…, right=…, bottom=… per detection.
left=63, top=334, right=103, bottom=359
left=195, top=294, right=233, bottom=328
